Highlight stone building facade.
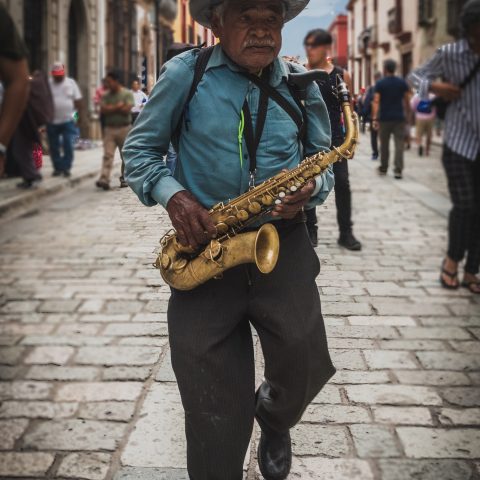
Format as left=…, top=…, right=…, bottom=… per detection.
left=346, top=0, right=467, bottom=93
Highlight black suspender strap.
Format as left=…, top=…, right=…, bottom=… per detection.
left=241, top=69, right=270, bottom=186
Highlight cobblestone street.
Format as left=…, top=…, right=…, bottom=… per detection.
left=0, top=136, right=479, bottom=480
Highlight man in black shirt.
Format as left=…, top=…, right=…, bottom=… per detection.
left=0, top=4, right=30, bottom=176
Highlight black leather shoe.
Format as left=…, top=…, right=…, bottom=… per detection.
left=338, top=232, right=362, bottom=251
left=257, top=426, right=292, bottom=480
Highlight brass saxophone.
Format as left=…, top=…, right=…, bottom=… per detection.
left=156, top=76, right=359, bottom=290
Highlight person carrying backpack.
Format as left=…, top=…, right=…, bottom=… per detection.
left=410, top=92, right=436, bottom=157
left=123, top=1, right=335, bottom=478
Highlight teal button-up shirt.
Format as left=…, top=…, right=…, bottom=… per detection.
left=123, top=45, right=334, bottom=213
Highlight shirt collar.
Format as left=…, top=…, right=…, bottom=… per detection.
left=206, top=44, right=289, bottom=87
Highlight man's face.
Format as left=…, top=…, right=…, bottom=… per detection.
left=304, top=38, right=329, bottom=65
left=105, top=77, right=119, bottom=91
left=132, top=81, right=140, bottom=91
left=52, top=74, right=64, bottom=83
left=212, top=0, right=284, bottom=73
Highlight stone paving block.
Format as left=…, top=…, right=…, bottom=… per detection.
left=103, top=323, right=169, bottom=336
left=330, top=349, right=367, bottom=370
left=0, top=347, right=25, bottom=365
left=416, top=351, right=480, bottom=371
left=0, top=400, right=78, bottom=419
left=291, top=424, right=350, bottom=456
left=38, top=299, right=81, bottom=313
left=364, top=350, right=418, bottom=370
left=0, top=300, right=41, bottom=313
left=400, top=327, right=472, bottom=340
left=0, top=335, right=21, bottom=346
left=0, top=452, right=55, bottom=477
left=132, top=313, right=168, bottom=323
left=379, top=339, right=447, bottom=351
left=57, top=452, right=111, bottom=480
left=78, top=401, right=136, bottom=421
left=349, top=424, right=400, bottom=458
left=345, top=385, right=442, bottom=406
left=56, top=323, right=103, bottom=335
left=289, top=456, right=374, bottom=479
left=311, top=385, right=342, bottom=404
left=348, top=316, right=416, bottom=326
left=155, top=352, right=176, bottom=382
left=106, top=300, right=144, bottom=314
left=371, top=301, right=450, bottom=316
left=103, top=366, right=152, bottom=381
left=78, top=299, right=105, bottom=313
left=115, top=467, right=189, bottom=480
left=0, top=418, right=29, bottom=448
left=0, top=365, right=23, bottom=380
left=438, top=408, right=480, bottom=426
left=80, top=314, right=132, bottom=323
left=302, top=404, right=371, bottom=424
left=372, top=406, right=433, bottom=425
left=23, top=419, right=127, bottom=450
left=397, top=427, right=480, bottom=458
left=75, top=346, right=161, bottom=366
left=25, top=365, right=99, bottom=381
left=449, top=341, right=480, bottom=353
left=394, top=370, right=471, bottom=386
left=420, top=316, right=479, bottom=327
left=326, top=325, right=399, bottom=339
left=24, top=346, right=74, bottom=365
left=56, top=382, right=143, bottom=402
left=330, top=370, right=391, bottom=385
left=440, top=387, right=480, bottom=407
left=21, top=334, right=110, bottom=346
left=121, top=383, right=186, bottom=468
left=0, top=381, right=52, bottom=400
left=376, top=459, right=473, bottom=480
left=328, top=338, right=377, bottom=349
left=0, top=322, right=55, bottom=335
left=322, top=303, right=372, bottom=316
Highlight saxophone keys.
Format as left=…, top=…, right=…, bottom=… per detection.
left=278, top=191, right=286, bottom=198
left=248, top=202, right=262, bottom=214
left=261, top=195, right=274, bottom=206
left=236, top=210, right=249, bottom=222
left=275, top=199, right=282, bottom=205
left=289, top=185, right=298, bottom=192
left=224, top=216, right=237, bottom=226
left=312, top=165, right=321, bottom=174
left=215, top=222, right=229, bottom=235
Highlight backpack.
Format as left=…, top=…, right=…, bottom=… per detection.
left=416, top=99, right=433, bottom=115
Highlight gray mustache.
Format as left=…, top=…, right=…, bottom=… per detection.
left=243, top=38, right=276, bottom=48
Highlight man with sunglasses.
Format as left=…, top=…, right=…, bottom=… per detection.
left=303, top=28, right=362, bottom=251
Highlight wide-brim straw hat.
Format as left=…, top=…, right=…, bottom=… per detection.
left=190, top=0, right=310, bottom=28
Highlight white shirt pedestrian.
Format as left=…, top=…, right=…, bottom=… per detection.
left=131, top=89, right=148, bottom=114
left=48, top=76, right=82, bottom=125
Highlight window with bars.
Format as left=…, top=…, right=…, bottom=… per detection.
left=418, top=0, right=434, bottom=26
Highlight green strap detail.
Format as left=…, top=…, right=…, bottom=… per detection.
left=238, top=109, right=245, bottom=168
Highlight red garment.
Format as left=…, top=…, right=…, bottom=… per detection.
left=33, top=142, right=43, bottom=170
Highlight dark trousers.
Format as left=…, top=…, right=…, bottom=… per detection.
left=46, top=120, right=77, bottom=173
left=168, top=223, right=335, bottom=480
left=7, top=127, right=40, bottom=182
left=371, top=123, right=378, bottom=156
left=442, top=145, right=480, bottom=274
left=379, top=120, right=405, bottom=173
left=306, top=157, right=353, bottom=236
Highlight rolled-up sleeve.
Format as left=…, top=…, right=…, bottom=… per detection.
left=123, top=56, right=193, bottom=208
left=303, top=80, right=334, bottom=208
left=408, top=47, right=444, bottom=100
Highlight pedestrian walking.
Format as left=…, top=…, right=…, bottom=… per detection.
left=96, top=71, right=133, bottom=190
left=0, top=4, right=30, bottom=177
left=130, top=79, right=148, bottom=124
left=303, top=28, right=361, bottom=251
left=93, top=78, right=108, bottom=136
left=372, top=59, right=411, bottom=179
left=410, top=92, right=436, bottom=157
left=46, top=62, right=82, bottom=177
left=409, top=0, right=480, bottom=294
left=363, top=72, right=382, bottom=160
left=123, top=0, right=336, bottom=478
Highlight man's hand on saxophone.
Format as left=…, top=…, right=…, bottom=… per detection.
left=166, top=190, right=217, bottom=249
left=271, top=178, right=316, bottom=219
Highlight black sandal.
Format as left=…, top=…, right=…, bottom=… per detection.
left=461, top=279, right=480, bottom=295
left=440, top=260, right=459, bottom=290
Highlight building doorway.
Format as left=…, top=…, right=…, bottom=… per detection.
left=23, top=0, right=47, bottom=72
left=68, top=0, right=89, bottom=136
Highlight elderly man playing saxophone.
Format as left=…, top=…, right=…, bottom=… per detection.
left=123, top=1, right=335, bottom=478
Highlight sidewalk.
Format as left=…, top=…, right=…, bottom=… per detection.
left=0, top=146, right=113, bottom=221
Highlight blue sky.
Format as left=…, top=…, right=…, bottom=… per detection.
left=280, top=0, right=348, bottom=58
